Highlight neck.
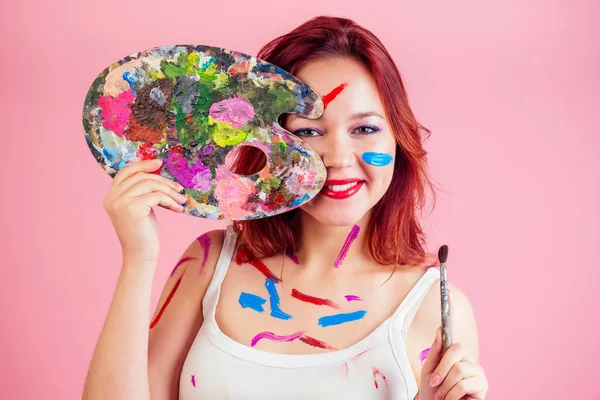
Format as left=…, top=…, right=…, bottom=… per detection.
left=290, top=210, right=373, bottom=275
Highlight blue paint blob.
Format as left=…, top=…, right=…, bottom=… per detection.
left=362, top=152, right=393, bottom=167
left=291, top=193, right=310, bottom=207
left=265, top=279, right=292, bottom=320
left=238, top=292, right=266, bottom=312
left=122, top=71, right=137, bottom=90
left=318, top=310, right=367, bottom=327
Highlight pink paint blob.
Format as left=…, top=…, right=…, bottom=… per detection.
left=344, top=295, right=363, bottom=302
left=420, top=347, right=431, bottom=365
left=250, top=330, right=305, bottom=347
left=170, top=256, right=197, bottom=277
left=197, top=233, right=211, bottom=274
left=334, top=225, right=360, bottom=269
left=98, top=88, right=135, bottom=137
left=191, top=374, right=196, bottom=387
left=209, top=96, right=254, bottom=128
left=286, top=252, right=299, bottom=265
left=214, top=170, right=256, bottom=219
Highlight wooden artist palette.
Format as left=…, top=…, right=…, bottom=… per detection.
left=82, top=44, right=326, bottom=220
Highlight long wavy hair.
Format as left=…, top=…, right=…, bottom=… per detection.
left=233, top=16, right=439, bottom=268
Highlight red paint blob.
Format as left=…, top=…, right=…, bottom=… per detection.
left=291, top=289, right=340, bottom=308
left=322, top=83, right=348, bottom=109
left=235, top=246, right=281, bottom=282
left=299, top=335, right=336, bottom=350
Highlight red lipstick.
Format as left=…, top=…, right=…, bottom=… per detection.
left=320, top=178, right=364, bottom=200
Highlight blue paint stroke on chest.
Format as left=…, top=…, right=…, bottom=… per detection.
left=265, top=278, right=292, bottom=320
left=318, top=310, right=367, bottom=327
left=238, top=292, right=267, bottom=312
left=362, top=152, right=393, bottom=167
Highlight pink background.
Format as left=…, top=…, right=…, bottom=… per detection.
left=1, top=0, right=598, bottom=398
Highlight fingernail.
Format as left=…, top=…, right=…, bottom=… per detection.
left=430, top=374, right=441, bottom=387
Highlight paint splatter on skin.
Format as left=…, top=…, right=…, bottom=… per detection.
left=235, top=246, right=281, bottom=282
left=420, top=347, right=431, bottom=365
left=318, top=310, right=367, bottom=327
left=286, top=252, right=299, bottom=265
left=150, top=275, right=183, bottom=329
left=238, top=292, right=267, bottom=312
left=191, top=374, right=196, bottom=387
left=196, top=233, right=211, bottom=274
left=372, top=367, right=388, bottom=389
left=291, top=289, right=340, bottom=309
left=299, top=335, right=337, bottom=350
left=266, top=279, right=292, bottom=320
left=361, top=152, right=393, bottom=167
left=344, top=295, right=363, bottom=302
left=170, top=256, right=197, bottom=277
left=250, top=330, right=305, bottom=347
left=322, top=83, right=348, bottom=109
left=334, top=225, right=360, bottom=269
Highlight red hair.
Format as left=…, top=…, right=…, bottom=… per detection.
left=233, top=16, right=438, bottom=267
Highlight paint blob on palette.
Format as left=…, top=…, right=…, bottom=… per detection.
left=82, top=44, right=327, bottom=220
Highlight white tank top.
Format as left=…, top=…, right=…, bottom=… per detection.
left=179, top=226, right=440, bottom=400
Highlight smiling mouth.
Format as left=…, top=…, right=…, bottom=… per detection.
left=320, top=179, right=365, bottom=200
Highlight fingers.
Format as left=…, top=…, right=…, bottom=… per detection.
left=440, top=375, right=488, bottom=400
left=131, top=191, right=186, bottom=215
left=113, top=159, right=164, bottom=186
left=435, top=362, right=483, bottom=399
left=421, top=326, right=443, bottom=376
left=430, top=342, right=476, bottom=388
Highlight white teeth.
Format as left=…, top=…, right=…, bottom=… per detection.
left=327, top=182, right=358, bottom=192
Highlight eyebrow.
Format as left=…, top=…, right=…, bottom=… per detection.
left=287, top=111, right=384, bottom=122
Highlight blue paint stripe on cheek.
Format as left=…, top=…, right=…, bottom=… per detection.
left=362, top=152, right=393, bottom=167
left=318, top=310, right=367, bottom=327
left=238, top=292, right=267, bottom=312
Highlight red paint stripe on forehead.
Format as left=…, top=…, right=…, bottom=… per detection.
left=322, top=83, right=348, bottom=109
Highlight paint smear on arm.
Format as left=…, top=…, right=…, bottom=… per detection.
left=291, top=289, right=340, bottom=309
left=196, top=233, right=211, bottom=274
left=251, top=330, right=305, bottom=347
left=318, top=310, right=367, bottom=327
left=238, top=292, right=267, bottom=312
left=191, top=374, right=196, bottom=387
left=170, top=256, right=197, bottom=277
left=334, top=225, right=360, bottom=269
left=266, top=278, right=292, bottom=320
left=150, top=275, right=183, bottom=329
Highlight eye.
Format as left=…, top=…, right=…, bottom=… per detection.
left=354, top=125, right=380, bottom=135
left=292, top=128, right=322, bottom=138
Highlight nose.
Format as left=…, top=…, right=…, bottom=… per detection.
left=318, top=133, right=357, bottom=170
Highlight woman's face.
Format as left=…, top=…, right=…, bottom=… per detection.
left=283, top=56, right=397, bottom=227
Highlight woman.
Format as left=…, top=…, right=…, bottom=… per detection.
left=84, top=16, right=488, bottom=400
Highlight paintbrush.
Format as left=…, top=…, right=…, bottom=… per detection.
left=438, top=244, right=452, bottom=353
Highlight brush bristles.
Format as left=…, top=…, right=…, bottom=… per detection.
left=438, top=245, right=448, bottom=263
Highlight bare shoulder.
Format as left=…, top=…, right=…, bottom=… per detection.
left=147, top=228, right=226, bottom=398
left=416, top=273, right=480, bottom=360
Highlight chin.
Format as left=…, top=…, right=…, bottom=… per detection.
left=298, top=202, right=369, bottom=227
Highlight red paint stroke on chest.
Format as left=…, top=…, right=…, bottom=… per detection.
left=235, top=246, right=282, bottom=282
left=150, top=275, right=183, bottom=329
left=291, top=289, right=340, bottom=308
left=322, top=83, right=348, bottom=109
left=372, top=367, right=388, bottom=389
left=299, top=335, right=337, bottom=350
